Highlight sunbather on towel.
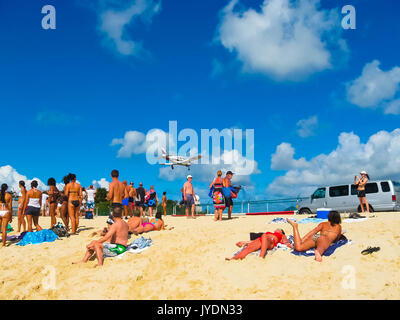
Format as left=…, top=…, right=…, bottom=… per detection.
left=286, top=211, right=342, bottom=262
left=130, top=211, right=174, bottom=235
left=226, top=228, right=291, bottom=261
left=73, top=206, right=128, bottom=267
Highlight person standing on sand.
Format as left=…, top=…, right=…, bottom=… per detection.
left=41, top=191, right=49, bottom=217
left=128, top=182, right=136, bottom=217
left=122, top=180, right=130, bottom=220
left=210, top=170, right=225, bottom=221
left=136, top=182, right=146, bottom=217
left=107, top=170, right=126, bottom=223
left=47, top=178, right=60, bottom=228
left=23, top=180, right=43, bottom=232
left=60, top=175, right=70, bottom=230
left=17, top=181, right=27, bottom=232
left=183, top=175, right=196, bottom=219
left=162, top=192, right=167, bottom=216
left=86, top=185, right=96, bottom=217
left=0, top=184, right=13, bottom=247
left=64, top=173, right=82, bottom=235
left=222, top=171, right=234, bottom=220
left=354, top=171, right=371, bottom=215
left=286, top=211, right=342, bottom=262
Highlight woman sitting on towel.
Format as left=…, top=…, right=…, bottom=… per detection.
left=286, top=211, right=342, bottom=262
left=226, top=228, right=291, bottom=260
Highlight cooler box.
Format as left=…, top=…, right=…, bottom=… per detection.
left=316, top=208, right=331, bottom=219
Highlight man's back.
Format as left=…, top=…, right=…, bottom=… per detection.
left=111, top=219, right=129, bottom=246
left=108, top=180, right=125, bottom=203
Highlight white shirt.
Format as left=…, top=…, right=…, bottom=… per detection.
left=87, top=189, right=96, bottom=202
left=42, top=193, right=48, bottom=203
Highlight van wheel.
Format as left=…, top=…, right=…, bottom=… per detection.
left=358, top=204, right=374, bottom=213
left=299, top=208, right=312, bottom=215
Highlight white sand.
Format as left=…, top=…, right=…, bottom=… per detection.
left=0, top=212, right=399, bottom=300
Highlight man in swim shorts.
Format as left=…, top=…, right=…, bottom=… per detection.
left=135, top=182, right=146, bottom=217
left=107, top=169, right=126, bottom=223
left=183, top=175, right=196, bottom=219
left=73, top=206, right=128, bottom=267
left=122, top=180, right=130, bottom=219
left=223, top=171, right=234, bottom=219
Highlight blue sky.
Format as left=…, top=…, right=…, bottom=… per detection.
left=1, top=0, right=400, bottom=201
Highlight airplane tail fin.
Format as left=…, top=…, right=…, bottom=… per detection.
left=161, top=148, right=167, bottom=155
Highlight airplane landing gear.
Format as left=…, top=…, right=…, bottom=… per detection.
left=171, top=165, right=174, bottom=170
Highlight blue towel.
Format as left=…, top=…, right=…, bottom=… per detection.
left=298, top=218, right=327, bottom=224
left=16, top=229, right=58, bottom=246
left=291, top=238, right=349, bottom=257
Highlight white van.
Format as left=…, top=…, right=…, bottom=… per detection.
left=297, top=180, right=400, bottom=214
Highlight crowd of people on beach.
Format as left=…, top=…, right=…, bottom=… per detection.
left=0, top=169, right=371, bottom=264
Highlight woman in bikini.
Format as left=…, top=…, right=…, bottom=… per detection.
left=17, top=180, right=27, bottom=232
left=130, top=211, right=173, bottom=234
left=59, top=175, right=70, bottom=230
left=47, top=177, right=60, bottom=228
left=64, top=173, right=82, bottom=234
left=0, top=184, right=13, bottom=247
left=286, top=210, right=342, bottom=262
left=161, top=192, right=167, bottom=216
left=210, top=170, right=225, bottom=221
left=354, top=170, right=370, bottom=214
left=226, top=228, right=290, bottom=260
left=23, top=180, right=43, bottom=232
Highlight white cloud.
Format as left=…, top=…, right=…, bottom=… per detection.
left=270, top=143, right=309, bottom=171
left=0, top=165, right=47, bottom=193
left=346, top=60, right=400, bottom=114
left=296, top=115, right=318, bottom=138
left=98, top=0, right=161, bottom=57
left=268, top=129, right=400, bottom=197
left=216, top=0, right=345, bottom=80
left=92, top=178, right=110, bottom=190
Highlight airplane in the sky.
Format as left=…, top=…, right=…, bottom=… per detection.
left=158, top=148, right=202, bottom=170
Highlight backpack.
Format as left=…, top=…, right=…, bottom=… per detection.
left=50, top=222, right=70, bottom=237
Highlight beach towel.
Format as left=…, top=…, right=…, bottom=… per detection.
left=16, top=229, right=58, bottom=246
left=343, top=218, right=367, bottom=223
left=297, top=218, right=327, bottom=224
left=290, top=235, right=351, bottom=257
left=268, top=217, right=297, bottom=224
left=116, top=236, right=153, bottom=259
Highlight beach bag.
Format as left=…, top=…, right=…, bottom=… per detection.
left=85, top=212, right=93, bottom=219
left=50, top=223, right=70, bottom=238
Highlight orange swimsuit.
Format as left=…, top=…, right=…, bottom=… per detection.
left=258, top=231, right=283, bottom=247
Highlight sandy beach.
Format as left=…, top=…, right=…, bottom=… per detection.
left=0, top=212, right=399, bottom=300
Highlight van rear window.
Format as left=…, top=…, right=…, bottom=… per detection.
left=380, top=182, right=390, bottom=192
left=329, top=185, right=349, bottom=197
left=393, top=181, right=400, bottom=193
left=365, top=183, right=378, bottom=194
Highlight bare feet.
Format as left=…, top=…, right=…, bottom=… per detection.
left=314, top=250, right=322, bottom=262
left=225, top=257, right=232, bottom=261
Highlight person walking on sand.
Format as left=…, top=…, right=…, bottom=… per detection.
left=210, top=170, right=225, bottom=221
left=17, top=180, right=27, bottom=232
left=73, top=206, right=128, bottom=267
left=64, top=173, right=82, bottom=234
left=183, top=175, right=196, bottom=219
left=354, top=171, right=371, bottom=216
left=47, top=177, right=60, bottom=228
left=0, top=184, right=13, bottom=247
left=23, top=180, right=43, bottom=232
left=286, top=211, right=342, bottom=262
left=223, top=171, right=234, bottom=220
left=161, top=192, right=167, bottom=216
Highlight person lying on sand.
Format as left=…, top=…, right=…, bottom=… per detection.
left=130, top=211, right=174, bottom=235
left=286, top=210, right=342, bottom=262
left=226, top=229, right=291, bottom=260
left=73, top=206, right=128, bottom=267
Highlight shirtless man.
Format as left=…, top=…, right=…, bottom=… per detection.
left=73, top=206, right=128, bottom=267
left=287, top=211, right=342, bottom=262
left=223, top=171, right=234, bottom=220
left=107, top=170, right=126, bottom=209
left=17, top=181, right=27, bottom=232
left=121, top=180, right=130, bottom=219
left=183, top=175, right=196, bottom=219
left=64, top=173, right=83, bottom=234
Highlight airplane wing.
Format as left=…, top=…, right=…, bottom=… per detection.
left=160, top=163, right=173, bottom=166
left=188, top=154, right=202, bottom=162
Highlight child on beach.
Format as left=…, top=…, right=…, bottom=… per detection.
left=286, top=211, right=342, bottom=262
left=226, top=229, right=291, bottom=260
left=73, top=206, right=128, bottom=267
